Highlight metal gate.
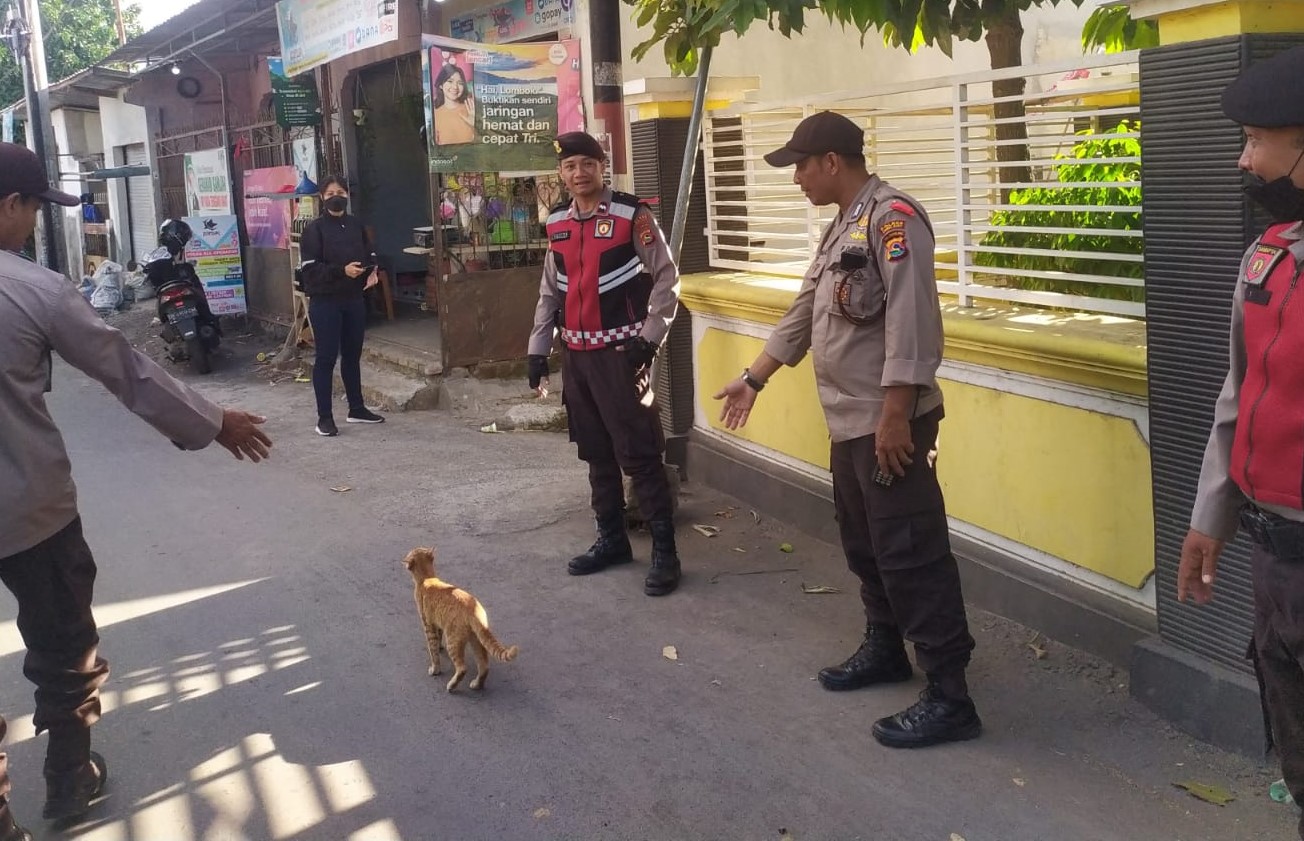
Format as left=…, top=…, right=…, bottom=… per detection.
left=124, top=143, right=154, bottom=261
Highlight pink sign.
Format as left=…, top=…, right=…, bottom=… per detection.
left=243, top=166, right=297, bottom=249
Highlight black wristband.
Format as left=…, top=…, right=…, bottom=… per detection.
left=741, top=368, right=765, bottom=392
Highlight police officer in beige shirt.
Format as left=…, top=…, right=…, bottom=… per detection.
left=1183, top=48, right=1304, bottom=840
left=0, top=142, right=271, bottom=838
left=715, top=112, right=979, bottom=748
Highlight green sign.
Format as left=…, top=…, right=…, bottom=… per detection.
left=269, top=57, right=320, bottom=128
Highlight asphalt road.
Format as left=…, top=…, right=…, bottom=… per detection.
left=0, top=333, right=1295, bottom=841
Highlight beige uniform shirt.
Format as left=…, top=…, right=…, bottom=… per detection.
left=0, top=251, right=224, bottom=558
left=764, top=176, right=945, bottom=443
left=1192, top=222, right=1304, bottom=540
left=528, top=188, right=681, bottom=356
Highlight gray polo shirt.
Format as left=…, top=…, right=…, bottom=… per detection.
left=0, top=251, right=224, bottom=558
left=764, top=175, right=945, bottom=442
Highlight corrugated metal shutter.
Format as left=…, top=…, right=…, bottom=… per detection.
left=631, top=119, right=703, bottom=439
left=124, top=144, right=155, bottom=263
left=1144, top=35, right=1304, bottom=675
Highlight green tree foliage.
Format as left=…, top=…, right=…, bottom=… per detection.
left=973, top=121, right=1143, bottom=304
left=1081, top=3, right=1159, bottom=53
left=0, top=0, right=142, bottom=109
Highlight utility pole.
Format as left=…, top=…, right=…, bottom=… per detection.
left=3, top=0, right=60, bottom=272
left=111, top=0, right=126, bottom=45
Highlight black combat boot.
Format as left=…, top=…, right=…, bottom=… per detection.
left=43, top=751, right=107, bottom=822
left=644, top=519, right=681, bottom=596
left=871, top=679, right=982, bottom=749
left=817, top=623, right=913, bottom=691
left=568, top=512, right=634, bottom=575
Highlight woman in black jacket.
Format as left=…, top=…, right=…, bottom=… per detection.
left=299, top=176, right=386, bottom=436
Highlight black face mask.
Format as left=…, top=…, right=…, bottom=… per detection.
left=324, top=195, right=348, bottom=214
left=1243, top=148, right=1304, bottom=222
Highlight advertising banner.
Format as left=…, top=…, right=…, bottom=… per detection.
left=422, top=34, right=584, bottom=173
left=183, top=215, right=247, bottom=315
left=275, top=0, right=399, bottom=78
left=183, top=149, right=232, bottom=216
left=243, top=166, right=297, bottom=249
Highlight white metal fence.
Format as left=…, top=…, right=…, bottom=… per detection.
left=702, top=52, right=1144, bottom=318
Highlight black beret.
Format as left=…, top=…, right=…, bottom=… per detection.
left=1222, top=46, right=1304, bottom=128
left=554, top=132, right=605, bottom=161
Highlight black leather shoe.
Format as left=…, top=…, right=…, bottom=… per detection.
left=43, top=751, right=107, bottom=822
left=644, top=519, right=681, bottom=596
left=817, top=624, right=913, bottom=690
left=569, top=514, right=634, bottom=575
left=871, top=685, right=982, bottom=749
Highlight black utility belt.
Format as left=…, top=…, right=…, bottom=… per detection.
left=1240, top=504, right=1304, bottom=559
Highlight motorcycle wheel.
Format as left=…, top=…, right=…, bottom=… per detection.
left=186, top=337, right=212, bottom=374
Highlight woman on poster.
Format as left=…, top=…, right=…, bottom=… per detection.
left=433, top=62, right=476, bottom=146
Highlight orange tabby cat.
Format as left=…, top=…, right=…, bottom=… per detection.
left=403, top=547, right=519, bottom=692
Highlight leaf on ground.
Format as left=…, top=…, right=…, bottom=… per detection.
left=293, top=376, right=310, bottom=383
left=751, top=509, right=761, bottom=524
left=779, top=542, right=794, bottom=553
left=662, top=645, right=678, bottom=661
left=733, top=547, right=747, bottom=553
left=330, top=486, right=352, bottom=493
left=533, top=807, right=551, bottom=819
left=1174, top=780, right=1235, bottom=806
left=950, top=834, right=966, bottom=841
left=1013, top=778, right=1026, bottom=787
left=692, top=524, right=721, bottom=538
left=714, top=507, right=738, bottom=519
left=1028, top=643, right=1047, bottom=660
left=801, top=583, right=842, bottom=595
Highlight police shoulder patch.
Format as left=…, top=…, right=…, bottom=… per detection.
left=883, top=232, right=908, bottom=263
left=890, top=199, right=917, bottom=217
left=635, top=212, right=657, bottom=247
left=1245, top=244, right=1287, bottom=286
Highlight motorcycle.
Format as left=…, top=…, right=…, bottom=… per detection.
left=143, top=219, right=222, bottom=375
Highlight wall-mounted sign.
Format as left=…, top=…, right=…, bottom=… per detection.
left=275, top=0, right=399, bottom=78
left=269, top=57, right=321, bottom=127
left=449, top=0, right=575, bottom=45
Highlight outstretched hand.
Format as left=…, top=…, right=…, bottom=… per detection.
left=215, top=410, right=272, bottom=462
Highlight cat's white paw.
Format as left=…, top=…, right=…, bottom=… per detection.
left=428, top=664, right=442, bottom=676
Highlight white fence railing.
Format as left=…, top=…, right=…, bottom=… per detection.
left=702, top=52, right=1144, bottom=318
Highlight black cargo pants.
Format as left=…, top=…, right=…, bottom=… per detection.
left=0, top=515, right=109, bottom=824
left=562, top=346, right=673, bottom=524
left=1247, top=534, right=1304, bottom=841
left=830, top=407, right=975, bottom=697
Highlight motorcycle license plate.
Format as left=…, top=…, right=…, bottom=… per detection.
left=167, top=305, right=198, bottom=323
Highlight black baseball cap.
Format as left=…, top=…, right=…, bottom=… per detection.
left=764, top=111, right=865, bottom=167
left=554, top=131, right=606, bottom=161
left=1223, top=46, right=1304, bottom=128
left=0, top=142, right=79, bottom=206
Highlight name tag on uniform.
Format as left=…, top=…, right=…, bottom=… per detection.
left=550, top=230, right=571, bottom=242
left=594, top=218, right=615, bottom=239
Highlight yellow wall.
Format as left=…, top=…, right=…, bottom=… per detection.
left=1158, top=1, right=1304, bottom=44
left=688, top=274, right=1155, bottom=591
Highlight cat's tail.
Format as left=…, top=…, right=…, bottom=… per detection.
left=475, top=623, right=519, bottom=662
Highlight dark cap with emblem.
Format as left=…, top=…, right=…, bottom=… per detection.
left=0, top=142, right=80, bottom=206
left=764, top=111, right=864, bottom=167
left=554, top=131, right=606, bottom=162
left=1222, top=46, right=1304, bottom=128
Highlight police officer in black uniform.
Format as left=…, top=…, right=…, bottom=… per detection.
left=1185, top=46, right=1304, bottom=840
left=527, top=132, right=684, bottom=596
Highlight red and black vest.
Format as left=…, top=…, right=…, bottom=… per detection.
left=1231, top=223, right=1304, bottom=509
left=546, top=191, right=653, bottom=351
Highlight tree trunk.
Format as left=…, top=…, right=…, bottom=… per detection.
left=985, top=7, right=1030, bottom=201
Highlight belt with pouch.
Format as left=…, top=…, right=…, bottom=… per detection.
left=1240, top=503, right=1304, bottom=560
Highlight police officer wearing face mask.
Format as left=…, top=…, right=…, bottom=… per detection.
left=1184, top=46, right=1304, bottom=840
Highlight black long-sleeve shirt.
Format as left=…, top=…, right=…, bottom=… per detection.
left=299, top=212, right=377, bottom=298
